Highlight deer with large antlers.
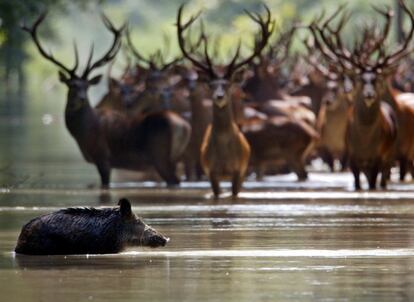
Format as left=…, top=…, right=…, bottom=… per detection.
left=302, top=42, right=352, bottom=171
left=310, top=0, right=414, bottom=189
left=177, top=4, right=273, bottom=198
left=23, top=14, right=190, bottom=188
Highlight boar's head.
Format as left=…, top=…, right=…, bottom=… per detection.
left=118, top=198, right=169, bottom=248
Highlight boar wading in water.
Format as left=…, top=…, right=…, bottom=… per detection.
left=15, top=199, right=168, bottom=255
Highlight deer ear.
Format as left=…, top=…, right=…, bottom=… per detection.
left=89, top=75, right=102, bottom=86
left=231, top=68, right=246, bottom=83
left=58, top=71, right=70, bottom=84
left=118, top=198, right=132, bottom=218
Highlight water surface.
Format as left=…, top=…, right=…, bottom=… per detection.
left=1, top=107, right=414, bottom=302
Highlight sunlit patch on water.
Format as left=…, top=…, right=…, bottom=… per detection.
left=4, top=187, right=414, bottom=203
left=239, top=191, right=414, bottom=200
left=1, top=202, right=413, bottom=218
left=10, top=249, right=413, bottom=260
left=99, top=248, right=414, bottom=258
left=231, top=266, right=346, bottom=272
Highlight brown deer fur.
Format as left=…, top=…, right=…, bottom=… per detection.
left=176, top=4, right=273, bottom=197
left=24, top=14, right=190, bottom=188
left=243, top=116, right=318, bottom=180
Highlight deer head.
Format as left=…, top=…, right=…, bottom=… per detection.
left=303, top=39, right=353, bottom=109
left=309, top=0, right=414, bottom=109
left=23, top=13, right=124, bottom=110
left=176, top=4, right=273, bottom=109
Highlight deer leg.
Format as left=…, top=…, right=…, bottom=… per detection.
left=195, top=162, right=204, bottom=181
left=149, top=146, right=180, bottom=186
left=209, top=172, right=220, bottom=199
left=184, top=157, right=194, bottom=181
left=232, top=171, right=242, bottom=198
left=96, top=162, right=111, bottom=189
left=340, top=152, right=348, bottom=172
left=380, top=167, right=390, bottom=189
left=350, top=160, right=361, bottom=190
left=323, top=151, right=335, bottom=172
left=290, top=159, right=308, bottom=181
left=367, top=165, right=379, bottom=190
left=296, top=168, right=308, bottom=181
left=319, top=148, right=334, bottom=172
left=399, top=157, right=407, bottom=182
left=155, top=161, right=180, bottom=187
left=409, top=161, right=414, bottom=179
left=255, top=163, right=264, bottom=181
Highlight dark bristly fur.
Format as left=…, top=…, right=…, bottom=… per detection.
left=15, top=199, right=168, bottom=255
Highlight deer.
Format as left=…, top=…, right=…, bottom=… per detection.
left=302, top=41, right=352, bottom=171
left=309, top=1, right=414, bottom=190
left=242, top=24, right=296, bottom=104
left=174, top=65, right=213, bottom=181
left=23, top=14, right=191, bottom=188
left=176, top=4, right=273, bottom=198
left=125, top=29, right=190, bottom=115
left=360, top=3, right=414, bottom=183
left=242, top=115, right=319, bottom=181
left=317, top=71, right=352, bottom=171
left=241, top=25, right=318, bottom=132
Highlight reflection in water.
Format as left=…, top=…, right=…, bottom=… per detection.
left=1, top=194, right=414, bottom=302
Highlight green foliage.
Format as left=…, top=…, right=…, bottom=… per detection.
left=0, top=0, right=103, bottom=87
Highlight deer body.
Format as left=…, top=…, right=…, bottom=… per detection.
left=25, top=14, right=190, bottom=188
left=382, top=81, right=414, bottom=181
left=243, top=116, right=318, bottom=180
left=176, top=4, right=273, bottom=197
left=309, top=0, right=414, bottom=189
left=184, top=82, right=212, bottom=180
left=316, top=77, right=352, bottom=171
left=346, top=79, right=397, bottom=190
left=200, top=91, right=250, bottom=197
left=65, top=97, right=190, bottom=186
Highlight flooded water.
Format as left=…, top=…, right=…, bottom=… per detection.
left=2, top=177, right=414, bottom=302
left=1, top=111, right=414, bottom=301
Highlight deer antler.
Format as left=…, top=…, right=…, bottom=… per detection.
left=374, top=0, right=414, bottom=71
left=177, top=4, right=273, bottom=79
left=302, top=37, right=338, bottom=81
left=310, top=0, right=414, bottom=75
left=126, top=26, right=158, bottom=69
left=309, top=6, right=367, bottom=72
left=22, top=13, right=79, bottom=77
left=127, top=27, right=184, bottom=71
left=265, top=21, right=296, bottom=67
left=223, top=4, right=274, bottom=79
left=176, top=4, right=217, bottom=78
left=81, top=14, right=124, bottom=79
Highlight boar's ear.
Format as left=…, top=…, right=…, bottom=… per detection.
left=118, top=198, right=132, bottom=218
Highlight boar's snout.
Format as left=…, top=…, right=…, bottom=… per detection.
left=143, top=228, right=169, bottom=248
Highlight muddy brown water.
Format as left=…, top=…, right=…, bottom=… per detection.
left=1, top=115, right=414, bottom=301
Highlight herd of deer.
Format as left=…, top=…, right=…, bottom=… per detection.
left=22, top=1, right=414, bottom=198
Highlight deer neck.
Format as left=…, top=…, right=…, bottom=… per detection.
left=354, top=94, right=381, bottom=126
left=212, top=96, right=235, bottom=132
left=64, top=93, right=95, bottom=139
